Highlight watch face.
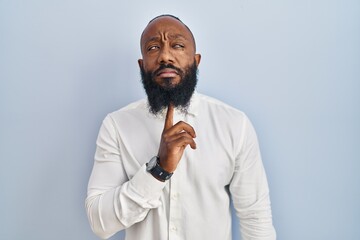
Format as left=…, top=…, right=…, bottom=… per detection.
left=146, top=156, right=158, bottom=171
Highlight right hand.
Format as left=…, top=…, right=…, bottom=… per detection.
left=157, top=104, right=197, bottom=173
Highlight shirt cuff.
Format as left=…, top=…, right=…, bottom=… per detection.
left=128, top=164, right=167, bottom=201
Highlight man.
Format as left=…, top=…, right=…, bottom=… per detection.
left=86, top=14, right=276, bottom=240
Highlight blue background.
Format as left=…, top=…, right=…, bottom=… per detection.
left=1, top=0, right=359, bottom=239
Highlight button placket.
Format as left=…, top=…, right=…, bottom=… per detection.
left=168, top=112, right=184, bottom=240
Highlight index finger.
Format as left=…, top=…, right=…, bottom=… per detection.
left=164, top=103, right=174, bottom=130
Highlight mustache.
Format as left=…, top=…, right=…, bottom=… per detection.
left=152, top=64, right=183, bottom=78
left=141, top=61, right=198, bottom=115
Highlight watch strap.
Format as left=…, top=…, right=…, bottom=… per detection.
left=147, top=157, right=173, bottom=181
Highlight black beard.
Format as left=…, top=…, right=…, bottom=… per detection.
left=140, top=62, right=198, bottom=115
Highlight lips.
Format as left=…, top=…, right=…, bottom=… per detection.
left=156, top=68, right=179, bottom=78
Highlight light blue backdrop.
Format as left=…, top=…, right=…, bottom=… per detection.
left=1, top=1, right=359, bottom=239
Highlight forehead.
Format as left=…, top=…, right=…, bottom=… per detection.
left=141, top=17, right=194, bottom=46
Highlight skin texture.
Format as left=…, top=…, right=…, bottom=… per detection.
left=138, top=16, right=201, bottom=89
left=138, top=16, right=201, bottom=173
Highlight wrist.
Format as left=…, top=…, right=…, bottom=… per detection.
left=158, top=159, right=176, bottom=173
left=146, top=156, right=173, bottom=181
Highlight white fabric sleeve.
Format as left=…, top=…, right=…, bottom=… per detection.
left=85, top=115, right=166, bottom=239
left=230, top=116, right=276, bottom=240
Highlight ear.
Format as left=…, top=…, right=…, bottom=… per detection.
left=194, top=54, right=201, bottom=67
left=138, top=59, right=143, bottom=69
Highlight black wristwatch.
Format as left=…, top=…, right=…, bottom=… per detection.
left=146, top=156, right=173, bottom=181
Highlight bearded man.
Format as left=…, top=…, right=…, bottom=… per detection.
left=86, top=14, right=276, bottom=240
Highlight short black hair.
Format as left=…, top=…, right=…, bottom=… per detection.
left=148, top=14, right=182, bottom=24
left=141, top=14, right=196, bottom=51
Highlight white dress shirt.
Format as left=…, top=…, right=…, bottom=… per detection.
left=86, top=92, right=276, bottom=240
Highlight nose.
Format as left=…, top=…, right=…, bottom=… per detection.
left=158, top=45, right=174, bottom=64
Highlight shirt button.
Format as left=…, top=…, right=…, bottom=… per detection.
left=171, top=193, right=178, bottom=200
left=170, top=225, right=177, bottom=231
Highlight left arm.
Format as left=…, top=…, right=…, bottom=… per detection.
left=230, top=116, right=276, bottom=240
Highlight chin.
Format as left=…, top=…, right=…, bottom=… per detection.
left=157, top=78, right=181, bottom=89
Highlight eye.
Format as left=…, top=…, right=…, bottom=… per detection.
left=147, top=45, right=159, bottom=52
left=173, top=43, right=184, bottom=49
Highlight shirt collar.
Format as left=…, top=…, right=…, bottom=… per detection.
left=186, top=91, right=200, bottom=117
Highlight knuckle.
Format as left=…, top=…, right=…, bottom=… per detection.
left=175, top=121, right=185, bottom=126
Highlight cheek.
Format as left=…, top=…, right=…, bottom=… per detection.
left=177, top=52, right=195, bottom=66
left=142, top=60, right=156, bottom=72
left=144, top=53, right=161, bottom=65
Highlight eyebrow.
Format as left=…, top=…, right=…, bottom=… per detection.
left=168, top=34, right=187, bottom=41
left=144, top=34, right=188, bottom=45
